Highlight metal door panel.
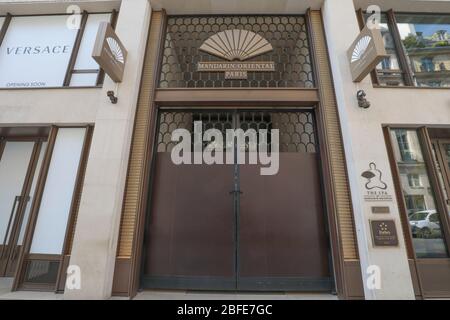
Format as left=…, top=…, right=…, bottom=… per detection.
left=143, top=153, right=235, bottom=290
left=142, top=110, right=332, bottom=292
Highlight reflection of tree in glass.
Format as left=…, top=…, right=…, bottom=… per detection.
left=403, top=35, right=425, bottom=49
left=433, top=40, right=450, bottom=47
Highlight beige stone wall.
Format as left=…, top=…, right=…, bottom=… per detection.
left=323, top=0, right=450, bottom=300
left=0, top=0, right=151, bottom=299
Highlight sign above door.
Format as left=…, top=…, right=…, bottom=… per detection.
left=197, top=29, right=275, bottom=80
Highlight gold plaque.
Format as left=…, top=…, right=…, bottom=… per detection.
left=370, top=220, right=399, bottom=247
left=197, top=30, right=275, bottom=80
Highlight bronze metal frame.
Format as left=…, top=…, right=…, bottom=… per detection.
left=112, top=10, right=362, bottom=299
left=0, top=138, right=5, bottom=161
left=6, top=125, right=94, bottom=292
left=12, top=127, right=57, bottom=291
left=306, top=9, right=346, bottom=298
left=433, top=139, right=450, bottom=202
left=55, top=126, right=94, bottom=292
left=0, top=13, right=11, bottom=47
left=308, top=9, right=362, bottom=299
left=420, top=128, right=450, bottom=250
left=386, top=10, right=415, bottom=87
left=128, top=10, right=169, bottom=298
left=383, top=125, right=450, bottom=298
left=111, top=10, right=169, bottom=297
left=141, top=107, right=333, bottom=292
left=63, top=11, right=89, bottom=86
left=154, top=88, right=319, bottom=106
left=0, top=138, right=43, bottom=277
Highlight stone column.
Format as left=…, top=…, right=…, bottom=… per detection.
left=321, top=0, right=415, bottom=299
left=65, top=0, right=152, bottom=299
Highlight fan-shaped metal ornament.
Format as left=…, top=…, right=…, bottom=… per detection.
left=107, top=37, right=125, bottom=64
left=92, top=22, right=127, bottom=83
left=199, top=30, right=273, bottom=61
left=347, top=26, right=388, bottom=82
left=351, top=35, right=372, bottom=63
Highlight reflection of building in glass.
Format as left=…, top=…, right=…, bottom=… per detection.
left=398, top=20, right=450, bottom=87
left=394, top=130, right=435, bottom=215
left=376, top=24, right=404, bottom=86
left=392, top=129, right=448, bottom=258
left=399, top=165, right=434, bottom=215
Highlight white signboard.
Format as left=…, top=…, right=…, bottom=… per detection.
left=0, top=15, right=78, bottom=88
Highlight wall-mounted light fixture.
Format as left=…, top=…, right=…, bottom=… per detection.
left=357, top=90, right=370, bottom=109
left=107, top=91, right=118, bottom=104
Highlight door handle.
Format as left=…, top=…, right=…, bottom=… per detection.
left=1, top=196, right=21, bottom=259
left=229, top=190, right=243, bottom=195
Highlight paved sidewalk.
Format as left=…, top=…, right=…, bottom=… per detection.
left=0, top=278, right=13, bottom=296
left=0, top=277, right=337, bottom=300
left=132, top=291, right=338, bottom=300
left=0, top=278, right=63, bottom=300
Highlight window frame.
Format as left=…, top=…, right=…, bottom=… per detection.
left=384, top=125, right=450, bottom=297
left=8, top=125, right=94, bottom=292
left=0, top=10, right=118, bottom=90
left=357, top=10, right=450, bottom=88
left=384, top=125, right=450, bottom=254
left=408, top=173, right=424, bottom=188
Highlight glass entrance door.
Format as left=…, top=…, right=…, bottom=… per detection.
left=0, top=139, right=45, bottom=277
left=142, top=109, right=332, bottom=291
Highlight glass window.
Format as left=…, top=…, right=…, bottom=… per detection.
left=410, top=211, right=428, bottom=221
left=0, top=13, right=113, bottom=88
left=0, top=15, right=78, bottom=88
left=405, top=195, right=426, bottom=213
left=391, top=129, right=448, bottom=258
left=408, top=173, right=423, bottom=188
left=396, top=14, right=450, bottom=87
left=23, top=260, right=59, bottom=285
left=70, top=13, right=111, bottom=87
left=395, top=129, right=421, bottom=162
left=18, top=142, right=47, bottom=245
left=429, top=213, right=439, bottom=223
left=0, top=142, right=35, bottom=243
left=365, top=13, right=405, bottom=86
left=69, top=73, right=100, bottom=87
left=30, top=128, right=86, bottom=255
left=431, top=139, right=450, bottom=233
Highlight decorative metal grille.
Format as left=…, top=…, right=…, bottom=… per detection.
left=157, top=111, right=234, bottom=152
left=239, top=111, right=316, bottom=153
left=159, top=16, right=315, bottom=88
left=157, top=110, right=316, bottom=153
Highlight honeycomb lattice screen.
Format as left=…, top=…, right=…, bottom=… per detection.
left=159, top=16, right=315, bottom=88
left=156, top=110, right=317, bottom=153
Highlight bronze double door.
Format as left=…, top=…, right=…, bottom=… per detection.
left=142, top=110, right=333, bottom=291
left=0, top=139, right=44, bottom=277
